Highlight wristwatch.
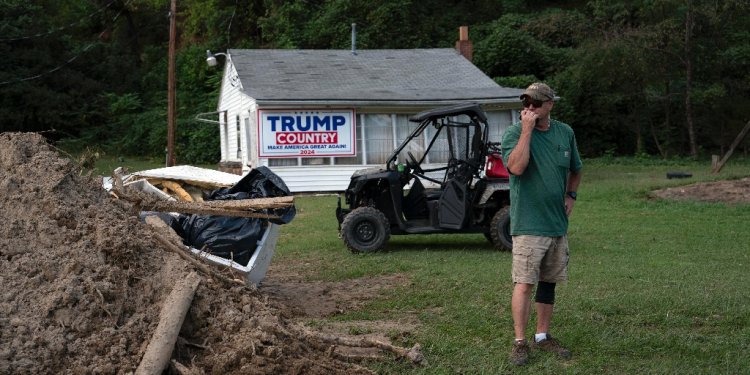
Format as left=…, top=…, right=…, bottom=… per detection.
left=566, top=191, right=577, bottom=200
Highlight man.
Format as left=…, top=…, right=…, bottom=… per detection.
left=500, top=83, right=583, bottom=365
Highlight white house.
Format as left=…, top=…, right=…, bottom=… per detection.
left=204, top=31, right=524, bottom=192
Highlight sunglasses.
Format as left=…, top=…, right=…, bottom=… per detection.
left=523, top=99, right=549, bottom=108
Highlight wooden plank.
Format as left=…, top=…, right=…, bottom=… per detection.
left=203, top=196, right=294, bottom=209
left=139, top=200, right=281, bottom=219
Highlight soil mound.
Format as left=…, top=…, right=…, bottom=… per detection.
left=651, top=177, right=750, bottom=203
left=0, top=133, right=371, bottom=374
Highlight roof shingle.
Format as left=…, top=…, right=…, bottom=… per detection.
left=228, top=49, right=524, bottom=102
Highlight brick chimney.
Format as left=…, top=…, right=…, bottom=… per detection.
left=456, top=26, right=473, bottom=62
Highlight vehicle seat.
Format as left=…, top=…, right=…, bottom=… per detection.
left=423, top=188, right=443, bottom=200
left=402, top=177, right=429, bottom=220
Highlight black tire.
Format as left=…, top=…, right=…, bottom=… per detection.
left=340, top=207, right=391, bottom=254
left=490, top=206, right=513, bottom=252
left=483, top=232, right=493, bottom=243
left=667, top=171, right=693, bottom=179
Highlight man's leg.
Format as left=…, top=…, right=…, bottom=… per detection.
left=533, top=236, right=571, bottom=358
left=510, top=282, right=534, bottom=365
left=534, top=280, right=556, bottom=335
left=535, top=301, right=553, bottom=335
left=512, top=283, right=535, bottom=339
left=510, top=235, right=548, bottom=365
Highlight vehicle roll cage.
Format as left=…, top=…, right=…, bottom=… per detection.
left=385, top=109, right=489, bottom=185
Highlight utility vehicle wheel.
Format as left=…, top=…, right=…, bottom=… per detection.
left=340, top=207, right=391, bottom=253
left=490, top=206, right=513, bottom=252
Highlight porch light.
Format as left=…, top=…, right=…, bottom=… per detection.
left=206, top=50, right=227, bottom=67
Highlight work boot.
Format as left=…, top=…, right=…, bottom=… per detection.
left=510, top=339, right=530, bottom=365
left=533, top=334, right=571, bottom=358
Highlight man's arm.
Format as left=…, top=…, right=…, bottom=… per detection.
left=505, top=109, right=537, bottom=175
left=564, top=169, right=582, bottom=216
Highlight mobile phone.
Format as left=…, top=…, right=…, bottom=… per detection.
left=518, top=111, right=540, bottom=125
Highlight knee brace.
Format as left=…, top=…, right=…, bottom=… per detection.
left=535, top=281, right=556, bottom=305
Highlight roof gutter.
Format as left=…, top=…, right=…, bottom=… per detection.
left=251, top=97, right=522, bottom=107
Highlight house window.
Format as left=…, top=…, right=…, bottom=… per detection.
left=395, top=114, right=422, bottom=164
left=364, top=114, right=393, bottom=165
left=302, top=158, right=330, bottom=165
left=486, top=110, right=513, bottom=143
left=269, top=158, right=298, bottom=166
left=334, top=117, right=363, bottom=165
left=236, top=115, right=242, bottom=158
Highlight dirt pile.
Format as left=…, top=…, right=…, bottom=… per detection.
left=651, top=177, right=750, bottom=203
left=0, top=133, right=373, bottom=375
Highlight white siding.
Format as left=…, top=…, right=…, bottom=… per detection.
left=267, top=165, right=371, bottom=192
left=217, top=60, right=250, bottom=162
left=219, top=115, right=227, bottom=161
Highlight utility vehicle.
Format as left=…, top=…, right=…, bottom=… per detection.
left=335, top=103, right=513, bottom=253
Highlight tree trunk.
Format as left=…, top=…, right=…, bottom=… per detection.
left=685, top=0, right=698, bottom=158
left=711, top=119, right=750, bottom=173
left=167, top=0, right=178, bottom=167
left=664, top=79, right=671, bottom=159
left=650, top=112, right=666, bottom=159
left=634, top=96, right=642, bottom=153
left=720, top=122, right=725, bottom=156
left=120, top=0, right=141, bottom=64
left=647, top=96, right=666, bottom=158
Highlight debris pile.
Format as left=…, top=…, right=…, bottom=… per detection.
left=652, top=177, right=750, bottom=203
left=0, top=133, right=387, bottom=374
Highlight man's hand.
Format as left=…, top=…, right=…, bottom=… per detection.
left=564, top=195, right=576, bottom=217
left=521, top=109, right=538, bottom=134
left=565, top=170, right=582, bottom=217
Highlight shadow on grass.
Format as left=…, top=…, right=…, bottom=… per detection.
left=379, top=240, right=500, bottom=253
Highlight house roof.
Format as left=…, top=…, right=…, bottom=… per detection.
left=227, top=49, right=525, bottom=105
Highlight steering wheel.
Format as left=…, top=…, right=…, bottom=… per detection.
left=407, top=151, right=424, bottom=174
left=407, top=151, right=419, bottom=165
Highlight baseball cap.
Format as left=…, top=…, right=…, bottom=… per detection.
left=520, top=83, right=555, bottom=101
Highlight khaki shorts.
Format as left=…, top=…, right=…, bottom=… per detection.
left=511, top=235, right=569, bottom=284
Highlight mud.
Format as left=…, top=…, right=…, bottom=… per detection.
left=651, top=177, right=750, bottom=203
left=0, top=133, right=373, bottom=375
left=262, top=272, right=409, bottom=319
left=262, top=266, right=418, bottom=362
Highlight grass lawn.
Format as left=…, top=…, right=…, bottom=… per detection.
left=273, top=161, right=750, bottom=374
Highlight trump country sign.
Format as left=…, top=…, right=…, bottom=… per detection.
left=257, top=109, right=356, bottom=158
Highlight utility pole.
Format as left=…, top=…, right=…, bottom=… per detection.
left=166, top=0, right=177, bottom=166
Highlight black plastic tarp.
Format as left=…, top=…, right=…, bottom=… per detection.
left=170, top=167, right=295, bottom=266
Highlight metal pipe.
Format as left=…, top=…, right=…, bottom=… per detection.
left=194, top=110, right=228, bottom=124
left=351, top=23, right=357, bottom=54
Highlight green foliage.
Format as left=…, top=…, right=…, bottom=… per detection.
left=259, top=0, right=523, bottom=50
left=3, top=0, right=750, bottom=161
left=473, top=15, right=542, bottom=78
left=492, top=75, right=538, bottom=89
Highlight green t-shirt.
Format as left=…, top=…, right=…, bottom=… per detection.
left=500, top=119, right=583, bottom=237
